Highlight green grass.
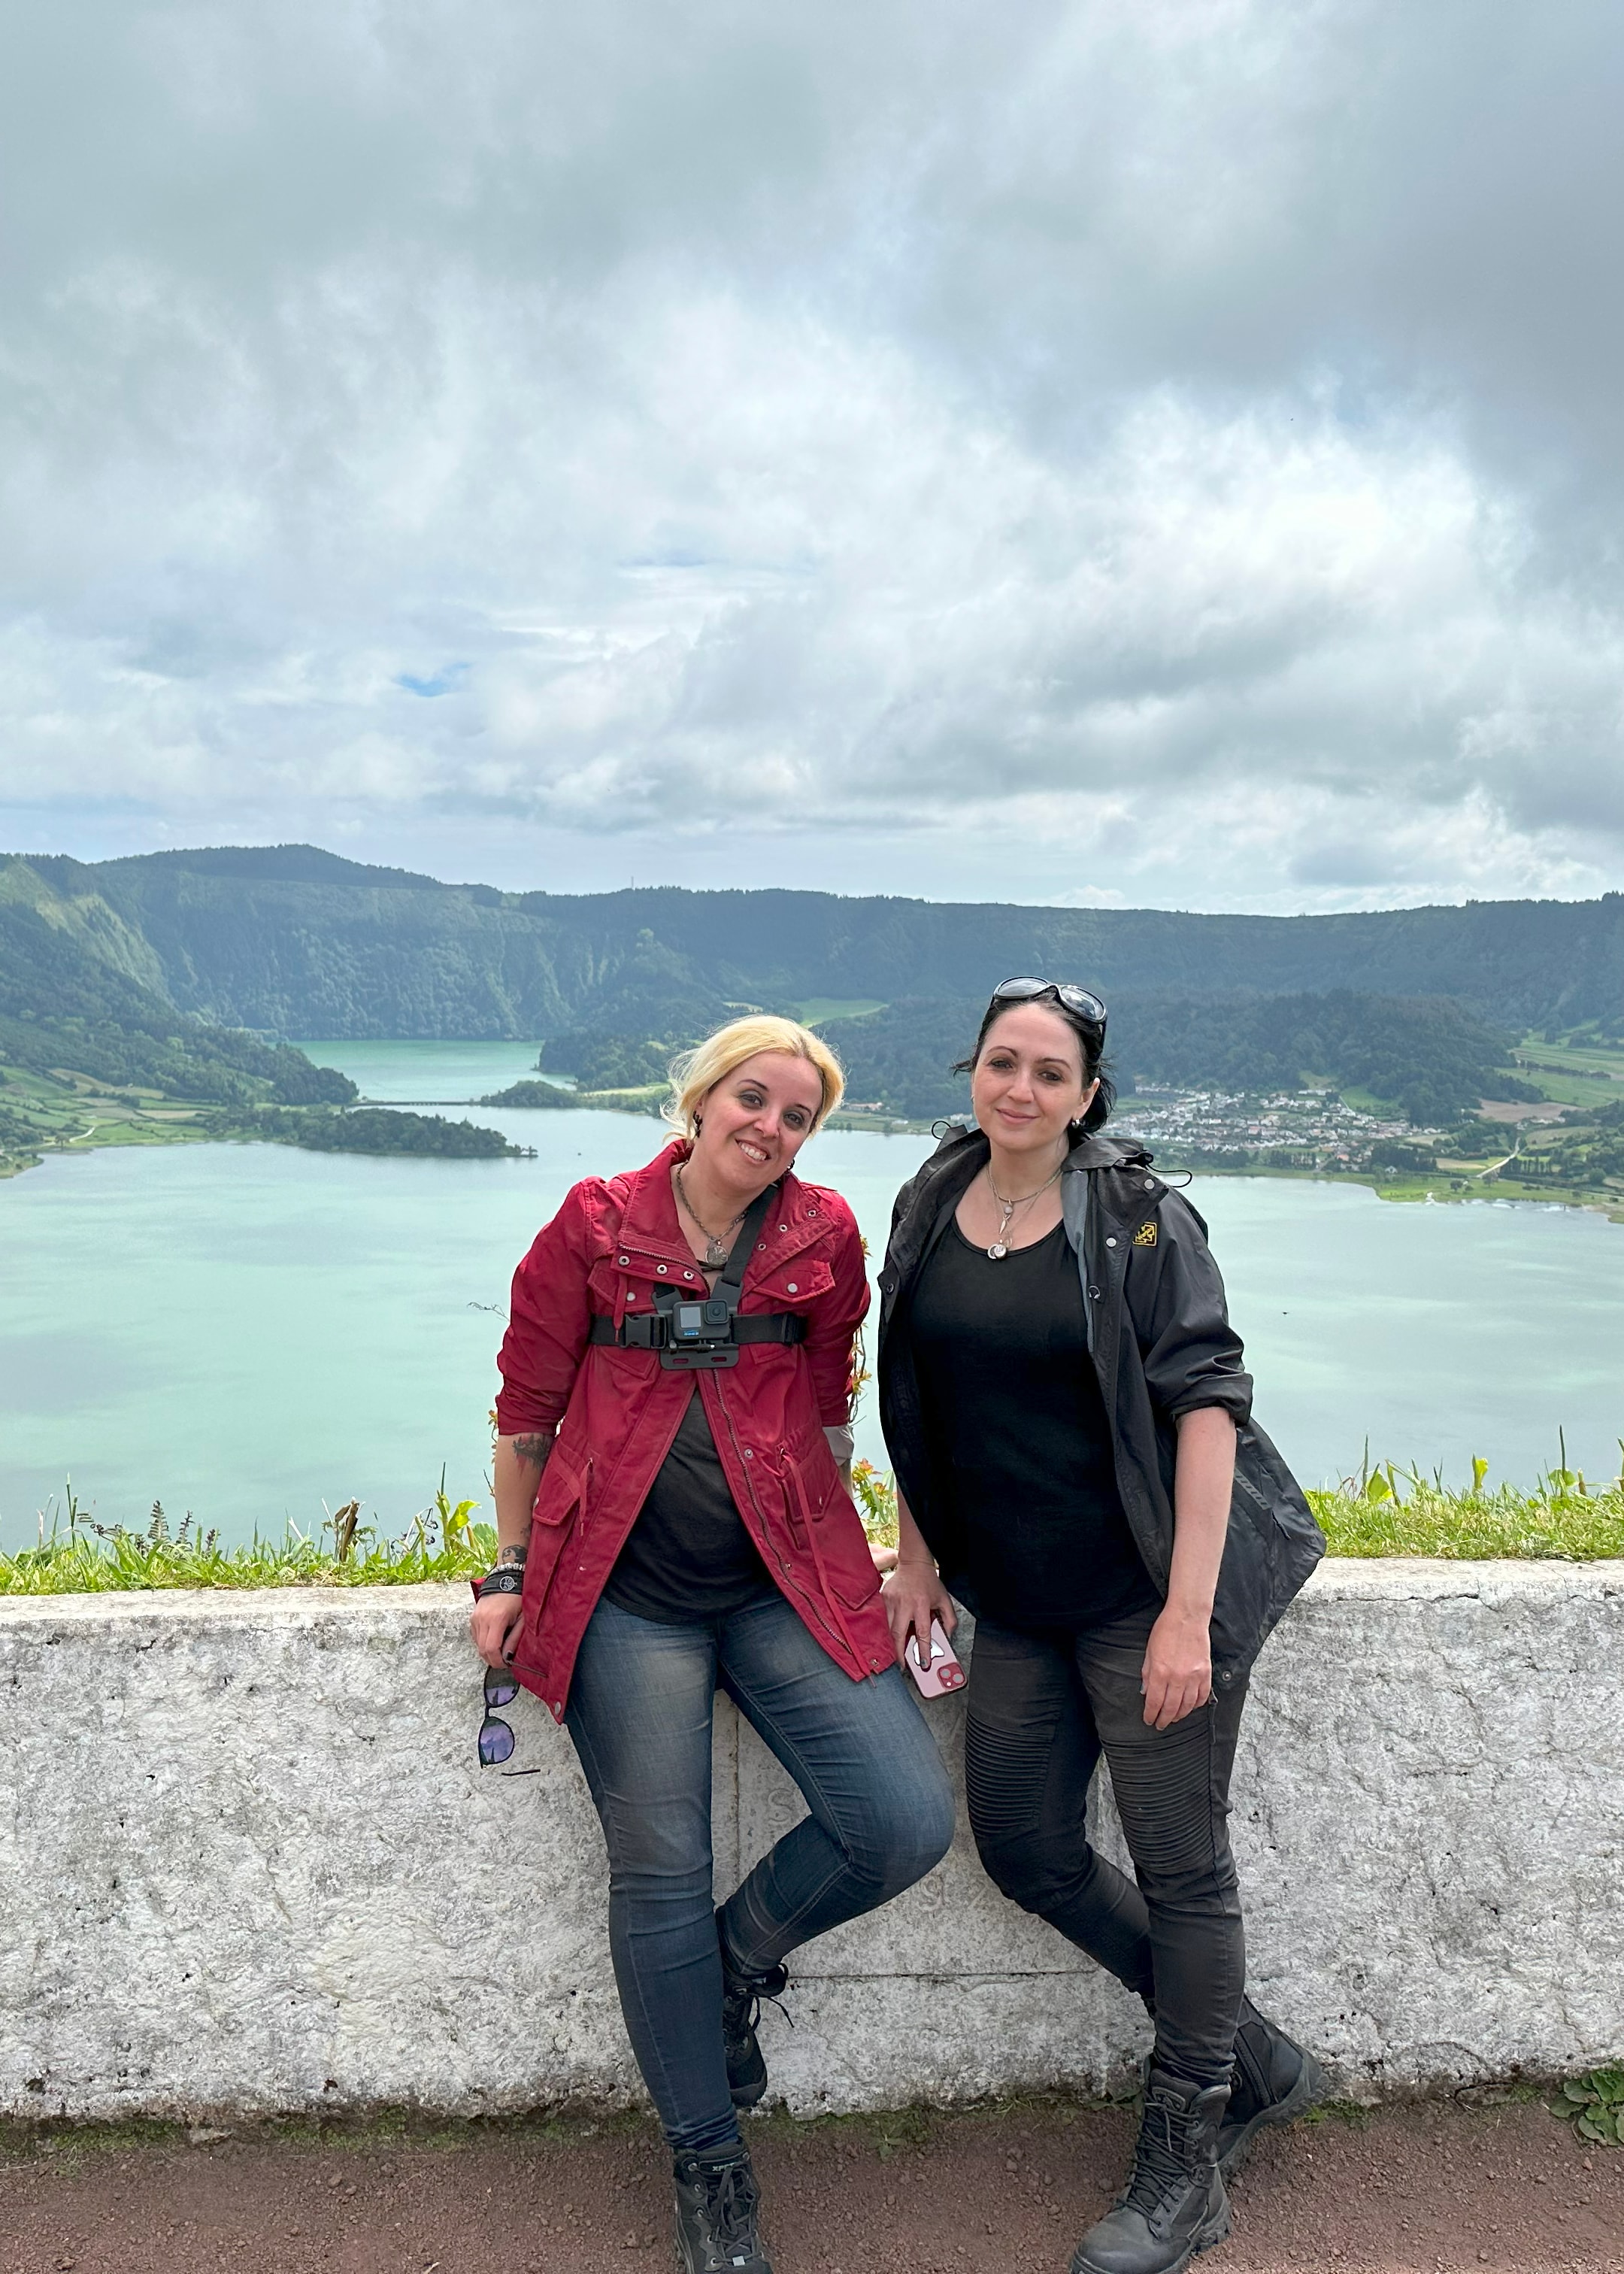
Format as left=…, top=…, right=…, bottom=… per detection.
left=850, top=1452, right=1624, bottom=1563
left=7, top=1450, right=1620, bottom=1599
left=1510, top=1032, right=1624, bottom=1110
left=0, top=1477, right=495, bottom=1596
left=1308, top=1449, right=1624, bottom=1559
left=795, top=998, right=887, bottom=1026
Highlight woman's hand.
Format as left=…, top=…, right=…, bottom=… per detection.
left=469, top=1591, right=526, bottom=1669
left=1140, top=1605, right=1212, bottom=1729
left=883, top=1487, right=954, bottom=1673
left=881, top=1557, right=957, bottom=1674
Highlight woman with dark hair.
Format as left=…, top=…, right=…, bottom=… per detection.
left=877, top=979, right=1326, bottom=2274
left=472, top=1014, right=955, bottom=2274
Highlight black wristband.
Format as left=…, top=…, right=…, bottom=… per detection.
left=475, top=1568, right=525, bottom=1600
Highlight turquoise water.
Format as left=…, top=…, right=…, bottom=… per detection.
left=293, top=1038, right=550, bottom=1102
left=2, top=1041, right=1619, bottom=1548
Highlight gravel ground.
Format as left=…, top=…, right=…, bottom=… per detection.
left=1, top=2096, right=1619, bottom=2274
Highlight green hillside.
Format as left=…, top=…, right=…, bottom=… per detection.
left=0, top=868, right=520, bottom=1175
left=825, top=990, right=1540, bottom=1125
left=12, top=844, right=1624, bottom=1040
left=3, top=844, right=1620, bottom=1184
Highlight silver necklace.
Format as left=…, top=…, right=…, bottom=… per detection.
left=674, top=1166, right=748, bottom=1269
left=983, top=1161, right=1064, bottom=1259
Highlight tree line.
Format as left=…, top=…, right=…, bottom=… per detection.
left=13, top=844, right=1623, bottom=1038
left=826, top=990, right=1539, bottom=1126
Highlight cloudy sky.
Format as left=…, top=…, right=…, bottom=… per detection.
left=3, top=1, right=1623, bottom=911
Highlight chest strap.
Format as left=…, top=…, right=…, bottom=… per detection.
left=589, top=1184, right=808, bottom=1369
left=589, top=1311, right=806, bottom=1350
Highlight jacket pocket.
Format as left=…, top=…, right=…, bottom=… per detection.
left=524, top=1451, right=592, bottom=1615
left=752, top=1257, right=835, bottom=1308
left=533, top=1442, right=589, bottom=1525
left=785, top=1451, right=883, bottom=1613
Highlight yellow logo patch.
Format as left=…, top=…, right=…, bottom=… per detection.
left=1132, top=1221, right=1158, bottom=1248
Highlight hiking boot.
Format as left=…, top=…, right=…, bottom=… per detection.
left=1070, top=2068, right=1231, bottom=2274
left=717, top=1909, right=789, bottom=2111
left=1218, top=1998, right=1326, bottom=2172
left=672, top=2141, right=773, bottom=2274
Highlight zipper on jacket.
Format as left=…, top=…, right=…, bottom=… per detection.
left=784, top=1444, right=867, bottom=1668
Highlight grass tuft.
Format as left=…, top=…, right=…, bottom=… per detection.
left=0, top=1473, right=493, bottom=1597
left=1307, top=1445, right=1624, bottom=1560
left=850, top=1453, right=1624, bottom=1564
left=7, top=1449, right=1621, bottom=1598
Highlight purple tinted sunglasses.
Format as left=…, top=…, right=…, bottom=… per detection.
left=479, top=1666, right=520, bottom=1766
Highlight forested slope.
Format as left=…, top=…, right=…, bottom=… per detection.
left=829, top=992, right=1540, bottom=1124
left=0, top=861, right=520, bottom=1171
left=0, top=887, right=356, bottom=1106
left=13, top=844, right=1624, bottom=1040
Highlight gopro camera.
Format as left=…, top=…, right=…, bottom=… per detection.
left=671, top=1296, right=734, bottom=1345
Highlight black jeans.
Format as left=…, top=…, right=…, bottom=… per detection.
left=964, top=1600, right=1247, bottom=2088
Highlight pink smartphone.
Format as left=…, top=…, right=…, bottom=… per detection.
left=906, top=1618, right=967, bottom=1696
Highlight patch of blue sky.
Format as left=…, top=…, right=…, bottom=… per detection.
left=395, top=662, right=471, bottom=698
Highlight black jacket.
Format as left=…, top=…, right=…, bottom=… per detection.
left=876, top=1123, right=1326, bottom=1688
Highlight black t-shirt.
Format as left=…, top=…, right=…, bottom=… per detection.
left=602, top=1384, right=775, bottom=1624
left=909, top=1217, right=1158, bottom=1632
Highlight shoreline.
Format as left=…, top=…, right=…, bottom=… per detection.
left=5, top=1090, right=1623, bottom=1221
left=6, top=1069, right=1622, bottom=1222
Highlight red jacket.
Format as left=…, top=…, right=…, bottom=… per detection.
left=496, top=1139, right=894, bottom=1718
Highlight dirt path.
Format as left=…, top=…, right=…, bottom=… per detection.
left=2, top=2097, right=1618, bottom=2274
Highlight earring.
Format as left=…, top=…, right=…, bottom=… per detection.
left=693, top=1116, right=703, bottom=1133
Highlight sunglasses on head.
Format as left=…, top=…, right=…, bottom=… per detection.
left=991, top=976, right=1108, bottom=1032
left=479, top=1666, right=520, bottom=1766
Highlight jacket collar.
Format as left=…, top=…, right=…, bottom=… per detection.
left=614, top=1139, right=829, bottom=1273
left=895, top=1121, right=1156, bottom=1276
left=915, top=1118, right=1153, bottom=1180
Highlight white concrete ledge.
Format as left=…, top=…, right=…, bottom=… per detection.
left=2, top=1561, right=1619, bottom=2122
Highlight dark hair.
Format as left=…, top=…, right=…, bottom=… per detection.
left=953, top=991, right=1115, bottom=1136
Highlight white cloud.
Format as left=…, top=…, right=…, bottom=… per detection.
left=3, top=0, right=1624, bottom=911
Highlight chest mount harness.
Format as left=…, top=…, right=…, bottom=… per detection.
left=588, top=1183, right=808, bottom=1371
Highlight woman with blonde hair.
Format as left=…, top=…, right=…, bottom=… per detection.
left=471, top=1015, right=953, bottom=2274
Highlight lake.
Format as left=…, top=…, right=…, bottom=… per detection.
left=2, top=1040, right=1619, bottom=1548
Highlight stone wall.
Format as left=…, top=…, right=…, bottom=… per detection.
left=1, top=1561, right=1619, bottom=2123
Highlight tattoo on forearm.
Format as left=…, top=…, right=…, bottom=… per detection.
left=511, top=1433, right=552, bottom=1466
left=496, top=1544, right=528, bottom=1569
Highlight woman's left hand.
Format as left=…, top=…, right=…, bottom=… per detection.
left=1141, top=1605, right=1213, bottom=1730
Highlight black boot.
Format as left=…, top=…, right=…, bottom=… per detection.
left=717, top=1909, right=789, bottom=2111
left=1070, top=2068, right=1231, bottom=2274
left=1217, top=1998, right=1325, bottom=2172
left=672, top=2141, right=773, bottom=2274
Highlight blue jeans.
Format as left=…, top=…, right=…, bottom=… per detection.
left=565, top=1591, right=956, bottom=2154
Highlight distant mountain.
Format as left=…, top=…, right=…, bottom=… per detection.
left=830, top=991, right=1542, bottom=1125
left=7, top=844, right=1623, bottom=1043
left=0, top=872, right=356, bottom=1108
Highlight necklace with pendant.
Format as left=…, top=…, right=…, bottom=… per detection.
left=983, top=1161, right=1064, bottom=1259
left=674, top=1166, right=749, bottom=1269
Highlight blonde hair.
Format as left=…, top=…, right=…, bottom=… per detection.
left=665, top=1015, right=845, bottom=1136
